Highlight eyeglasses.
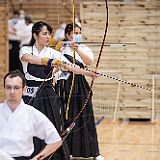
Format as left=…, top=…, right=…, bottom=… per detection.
left=5, top=85, right=22, bottom=91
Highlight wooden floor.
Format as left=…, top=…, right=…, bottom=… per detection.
left=71, top=118, right=160, bottom=160
left=96, top=118, right=160, bottom=160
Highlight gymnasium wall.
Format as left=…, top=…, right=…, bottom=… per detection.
left=81, top=0, right=160, bottom=120
left=0, top=0, right=9, bottom=102
left=1, top=0, right=160, bottom=120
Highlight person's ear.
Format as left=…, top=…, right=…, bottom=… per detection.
left=33, top=33, right=37, bottom=40
left=22, top=86, right=26, bottom=95
left=66, top=33, right=70, bottom=39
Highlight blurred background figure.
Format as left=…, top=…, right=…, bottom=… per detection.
left=49, top=22, right=66, bottom=48
left=75, top=14, right=81, bottom=27
left=16, top=15, right=34, bottom=46
left=19, top=9, right=25, bottom=20
left=8, top=10, right=26, bottom=71
left=53, top=22, right=66, bottom=42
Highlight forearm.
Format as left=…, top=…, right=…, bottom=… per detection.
left=39, top=58, right=95, bottom=78
left=21, top=54, right=42, bottom=65
left=69, top=42, right=94, bottom=65
left=75, top=49, right=93, bottom=65
left=32, top=140, right=62, bottom=160
left=65, top=63, right=96, bottom=78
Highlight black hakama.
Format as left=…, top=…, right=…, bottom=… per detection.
left=55, top=57, right=100, bottom=158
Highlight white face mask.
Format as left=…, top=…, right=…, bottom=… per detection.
left=73, top=34, right=82, bottom=44
left=20, top=15, right=24, bottom=19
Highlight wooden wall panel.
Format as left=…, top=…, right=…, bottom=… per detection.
left=0, top=0, right=8, bottom=102
left=81, top=0, right=160, bottom=120
left=1, top=0, right=160, bottom=120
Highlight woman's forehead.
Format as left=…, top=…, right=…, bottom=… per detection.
left=75, top=27, right=80, bottom=31
left=40, top=26, right=49, bottom=32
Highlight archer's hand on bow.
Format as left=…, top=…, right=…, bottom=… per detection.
left=69, top=42, right=79, bottom=51
left=87, top=70, right=99, bottom=79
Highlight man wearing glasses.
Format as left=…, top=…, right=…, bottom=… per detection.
left=0, top=70, right=62, bottom=160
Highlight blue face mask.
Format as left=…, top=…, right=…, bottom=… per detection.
left=74, top=34, right=81, bottom=44
left=13, top=18, right=18, bottom=25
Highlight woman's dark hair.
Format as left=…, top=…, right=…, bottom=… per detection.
left=28, top=21, right=53, bottom=46
left=4, top=70, right=26, bottom=88
left=64, top=23, right=81, bottom=38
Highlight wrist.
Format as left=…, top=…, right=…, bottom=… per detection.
left=41, top=57, right=53, bottom=68
left=47, top=59, right=53, bottom=68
